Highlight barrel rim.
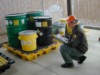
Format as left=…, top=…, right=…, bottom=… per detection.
left=6, top=13, right=26, bottom=17
left=19, top=30, right=37, bottom=35
left=33, top=16, right=51, bottom=19
left=27, top=10, right=43, bottom=13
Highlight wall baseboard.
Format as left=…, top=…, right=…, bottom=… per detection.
left=84, top=26, right=100, bottom=30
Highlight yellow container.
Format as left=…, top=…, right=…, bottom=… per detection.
left=66, top=22, right=72, bottom=35
left=58, top=24, right=65, bottom=36
left=60, top=19, right=72, bottom=35
left=19, top=30, right=38, bottom=52
left=59, top=28, right=65, bottom=36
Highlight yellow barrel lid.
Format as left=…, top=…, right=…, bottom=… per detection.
left=19, top=30, right=37, bottom=35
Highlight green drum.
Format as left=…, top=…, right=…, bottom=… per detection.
left=6, top=25, right=27, bottom=48
left=26, top=10, right=44, bottom=18
left=7, top=25, right=27, bottom=36
left=8, top=35, right=21, bottom=48
left=5, top=13, right=26, bottom=26
left=5, top=13, right=27, bottom=48
left=26, top=10, right=44, bottom=30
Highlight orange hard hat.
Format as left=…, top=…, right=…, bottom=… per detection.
left=66, top=15, right=77, bottom=23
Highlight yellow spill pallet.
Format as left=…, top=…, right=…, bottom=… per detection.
left=0, top=52, right=15, bottom=72
left=0, top=56, right=8, bottom=67
left=3, top=41, right=60, bottom=61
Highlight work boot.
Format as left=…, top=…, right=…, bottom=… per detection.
left=78, top=56, right=86, bottom=64
left=61, top=63, right=74, bottom=68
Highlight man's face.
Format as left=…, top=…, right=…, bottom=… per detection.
left=68, top=20, right=77, bottom=28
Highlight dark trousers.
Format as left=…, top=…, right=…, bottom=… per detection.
left=60, top=44, right=83, bottom=64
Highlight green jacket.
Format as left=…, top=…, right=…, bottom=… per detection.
left=67, top=25, right=88, bottom=54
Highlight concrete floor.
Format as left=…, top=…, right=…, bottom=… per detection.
left=0, top=29, right=100, bottom=75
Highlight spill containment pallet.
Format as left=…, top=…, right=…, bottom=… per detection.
left=3, top=41, right=60, bottom=61
left=0, top=53, right=15, bottom=72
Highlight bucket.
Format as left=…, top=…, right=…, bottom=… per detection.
left=66, top=23, right=72, bottom=35
left=60, top=19, right=72, bottom=35
left=5, top=13, right=26, bottom=26
left=58, top=22, right=66, bottom=36
left=59, top=28, right=65, bottom=36
left=18, top=30, right=38, bottom=52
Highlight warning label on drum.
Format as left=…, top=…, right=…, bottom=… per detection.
left=22, top=19, right=25, bottom=24
left=21, top=40, right=31, bottom=45
left=9, top=20, right=13, bottom=25
left=42, top=21, right=48, bottom=27
left=5, top=20, right=8, bottom=25
left=35, top=22, right=42, bottom=27
left=14, top=20, right=19, bottom=26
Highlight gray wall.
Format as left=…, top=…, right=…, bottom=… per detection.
left=72, top=0, right=100, bottom=27
left=0, top=0, right=67, bottom=34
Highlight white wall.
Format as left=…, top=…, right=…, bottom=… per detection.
left=0, top=0, right=67, bottom=34
left=72, top=0, right=100, bottom=27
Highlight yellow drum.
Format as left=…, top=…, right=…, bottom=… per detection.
left=18, top=30, right=38, bottom=52
left=60, top=19, right=72, bottom=35
left=58, top=23, right=65, bottom=36
left=66, top=22, right=72, bottom=35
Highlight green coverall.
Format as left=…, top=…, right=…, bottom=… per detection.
left=60, top=25, right=88, bottom=64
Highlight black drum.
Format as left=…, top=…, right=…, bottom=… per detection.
left=33, top=17, right=52, bottom=36
left=33, top=17, right=53, bottom=46
left=33, top=17, right=52, bottom=28
left=26, top=11, right=44, bottom=30
left=37, top=35, right=53, bottom=46
left=37, top=27, right=52, bottom=36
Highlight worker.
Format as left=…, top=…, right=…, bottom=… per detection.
left=60, top=15, right=88, bottom=68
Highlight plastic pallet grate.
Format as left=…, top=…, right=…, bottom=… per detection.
left=0, top=53, right=15, bottom=72
left=3, top=41, right=60, bottom=61
left=0, top=56, right=8, bottom=67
